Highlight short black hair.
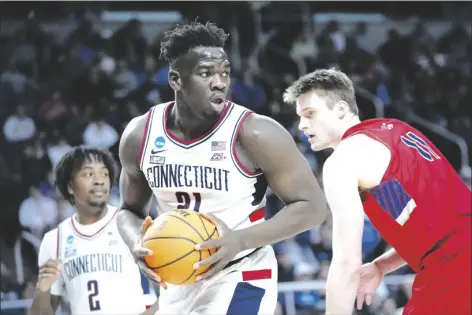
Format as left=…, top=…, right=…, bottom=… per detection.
left=55, top=146, right=118, bottom=205
left=159, top=20, right=229, bottom=66
left=283, top=68, right=358, bottom=115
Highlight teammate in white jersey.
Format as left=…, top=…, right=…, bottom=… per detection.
left=29, top=147, right=157, bottom=315
left=117, top=21, right=328, bottom=314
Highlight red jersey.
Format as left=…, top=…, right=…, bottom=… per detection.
left=342, top=118, right=471, bottom=272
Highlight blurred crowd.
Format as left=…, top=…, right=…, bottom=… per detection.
left=1, top=6, right=470, bottom=315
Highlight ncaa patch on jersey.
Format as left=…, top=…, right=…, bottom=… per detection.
left=150, top=155, right=166, bottom=165
left=67, top=235, right=74, bottom=244
left=155, top=136, right=165, bottom=149
left=211, top=153, right=226, bottom=161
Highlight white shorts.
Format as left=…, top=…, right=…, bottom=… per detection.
left=156, top=245, right=278, bottom=315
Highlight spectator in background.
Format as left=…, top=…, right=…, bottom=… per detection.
left=349, top=22, right=371, bottom=52
left=1, top=262, right=22, bottom=307
left=267, top=87, right=296, bottom=128
left=112, top=60, right=139, bottom=99
left=290, top=31, right=318, bottom=74
left=231, top=62, right=267, bottom=112
left=0, top=62, right=29, bottom=95
left=3, top=103, right=36, bottom=143
left=56, top=199, right=75, bottom=222
left=72, top=65, right=114, bottom=106
left=311, top=222, right=333, bottom=262
left=46, top=131, right=72, bottom=168
left=20, top=140, right=52, bottom=188
left=18, top=184, right=57, bottom=237
left=98, top=49, right=117, bottom=76
left=279, top=236, right=320, bottom=274
left=277, top=251, right=295, bottom=282
left=82, top=112, right=119, bottom=150
left=37, top=90, right=68, bottom=131
left=64, top=104, right=88, bottom=146
left=39, top=171, right=59, bottom=200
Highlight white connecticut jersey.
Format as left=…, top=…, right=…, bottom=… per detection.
left=139, top=101, right=268, bottom=259
left=38, top=206, right=156, bottom=315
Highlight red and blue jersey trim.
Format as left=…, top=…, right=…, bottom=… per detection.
left=230, top=110, right=263, bottom=178
left=137, top=106, right=157, bottom=170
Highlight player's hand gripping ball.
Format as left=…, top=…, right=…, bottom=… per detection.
left=133, top=217, right=168, bottom=288
left=193, top=213, right=244, bottom=280
left=142, top=210, right=219, bottom=285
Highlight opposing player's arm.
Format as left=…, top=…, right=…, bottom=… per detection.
left=117, top=114, right=154, bottom=252
left=236, top=114, right=328, bottom=250
left=373, top=247, right=407, bottom=275
left=322, top=137, right=366, bottom=315
left=29, top=231, right=62, bottom=315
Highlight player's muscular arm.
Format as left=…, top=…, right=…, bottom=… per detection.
left=235, top=114, right=328, bottom=250
left=117, top=115, right=154, bottom=252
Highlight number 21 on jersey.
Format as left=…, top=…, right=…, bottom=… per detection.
left=400, top=132, right=440, bottom=162
left=175, top=192, right=201, bottom=212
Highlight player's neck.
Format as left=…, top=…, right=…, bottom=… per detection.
left=333, top=115, right=361, bottom=148
left=171, top=101, right=219, bottom=140
left=75, top=205, right=108, bottom=225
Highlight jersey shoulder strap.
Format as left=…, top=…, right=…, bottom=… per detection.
left=137, top=102, right=170, bottom=169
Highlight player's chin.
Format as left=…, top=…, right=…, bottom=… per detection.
left=208, top=100, right=226, bottom=114
left=310, top=142, right=325, bottom=152
left=87, top=198, right=108, bottom=208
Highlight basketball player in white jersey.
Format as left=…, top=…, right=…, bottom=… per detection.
left=29, top=147, right=157, bottom=315
left=117, top=21, right=328, bottom=314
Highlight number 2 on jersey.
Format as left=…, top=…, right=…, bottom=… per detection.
left=400, top=131, right=440, bottom=162
left=175, top=192, right=202, bottom=212
left=87, top=280, right=101, bottom=311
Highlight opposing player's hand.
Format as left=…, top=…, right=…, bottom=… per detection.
left=37, top=259, right=62, bottom=292
left=193, top=213, right=243, bottom=281
left=133, top=216, right=168, bottom=290
left=356, top=262, right=383, bottom=310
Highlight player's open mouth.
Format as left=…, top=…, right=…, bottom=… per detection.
left=90, top=189, right=107, bottom=197
left=210, top=98, right=224, bottom=105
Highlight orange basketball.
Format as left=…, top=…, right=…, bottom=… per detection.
left=142, top=209, right=219, bottom=285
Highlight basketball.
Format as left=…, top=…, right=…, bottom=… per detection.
left=142, top=209, right=219, bottom=285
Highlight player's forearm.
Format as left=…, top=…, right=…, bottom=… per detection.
left=325, top=261, right=360, bottom=315
left=29, top=291, right=55, bottom=315
left=116, top=209, right=145, bottom=251
left=373, top=247, right=407, bottom=275
left=237, top=199, right=327, bottom=251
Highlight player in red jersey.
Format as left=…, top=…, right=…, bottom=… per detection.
left=284, top=69, right=471, bottom=315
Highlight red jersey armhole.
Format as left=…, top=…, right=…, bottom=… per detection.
left=231, top=111, right=261, bottom=176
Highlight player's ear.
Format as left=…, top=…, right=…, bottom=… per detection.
left=168, top=70, right=182, bottom=92
left=67, top=183, right=74, bottom=195
left=334, top=100, right=348, bottom=119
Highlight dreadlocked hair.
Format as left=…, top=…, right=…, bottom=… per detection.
left=54, top=146, right=118, bottom=205
left=160, top=19, right=229, bottom=66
